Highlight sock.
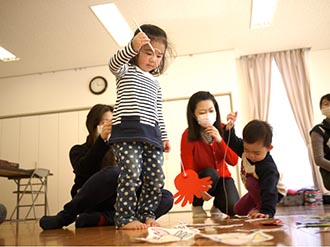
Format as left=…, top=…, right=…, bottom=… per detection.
left=75, top=211, right=115, bottom=228
left=39, top=215, right=64, bottom=230
left=75, top=212, right=102, bottom=228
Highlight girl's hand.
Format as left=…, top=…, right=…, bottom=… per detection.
left=132, top=32, right=151, bottom=52
left=226, top=111, right=238, bottom=130
left=205, top=126, right=222, bottom=143
left=163, top=141, right=171, bottom=153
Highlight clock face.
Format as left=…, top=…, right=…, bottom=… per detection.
left=89, top=76, right=107, bottom=94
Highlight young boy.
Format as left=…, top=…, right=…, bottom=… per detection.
left=224, top=114, right=286, bottom=219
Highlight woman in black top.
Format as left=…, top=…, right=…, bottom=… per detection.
left=39, top=104, right=173, bottom=230
left=310, top=93, right=330, bottom=191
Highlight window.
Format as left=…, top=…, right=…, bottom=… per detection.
left=268, top=60, right=314, bottom=190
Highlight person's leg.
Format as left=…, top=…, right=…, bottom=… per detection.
left=233, top=193, right=255, bottom=216
left=75, top=209, right=116, bottom=228
left=73, top=166, right=120, bottom=228
left=137, top=144, right=164, bottom=224
left=154, top=188, right=173, bottom=219
left=40, top=166, right=120, bottom=230
left=113, top=142, right=144, bottom=229
left=213, top=177, right=240, bottom=216
left=244, top=176, right=261, bottom=209
left=191, top=168, right=218, bottom=218
left=233, top=176, right=260, bottom=215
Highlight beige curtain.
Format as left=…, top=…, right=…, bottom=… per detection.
left=273, top=48, right=321, bottom=189
left=240, top=53, right=272, bottom=120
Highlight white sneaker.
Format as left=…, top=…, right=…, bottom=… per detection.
left=192, top=206, right=207, bottom=218
left=210, top=205, right=222, bottom=217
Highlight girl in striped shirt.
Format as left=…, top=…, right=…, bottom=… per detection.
left=108, top=24, right=173, bottom=230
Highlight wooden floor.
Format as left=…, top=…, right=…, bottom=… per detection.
left=1, top=205, right=330, bottom=246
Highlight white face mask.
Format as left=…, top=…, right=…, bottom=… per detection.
left=197, top=112, right=217, bottom=128
left=321, top=107, right=330, bottom=118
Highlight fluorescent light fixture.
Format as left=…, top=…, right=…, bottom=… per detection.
left=91, top=3, right=133, bottom=47
left=0, top=46, right=20, bottom=62
left=250, top=0, right=277, bottom=29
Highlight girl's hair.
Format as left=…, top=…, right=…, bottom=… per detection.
left=186, top=91, right=223, bottom=141
left=319, top=93, right=330, bottom=108
left=130, top=24, right=174, bottom=76
left=86, top=104, right=113, bottom=146
left=243, top=120, right=273, bottom=147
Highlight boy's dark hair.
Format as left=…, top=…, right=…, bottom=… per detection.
left=86, top=104, right=113, bottom=146
left=130, top=24, right=174, bottom=75
left=319, top=93, right=330, bottom=109
left=186, top=91, right=223, bottom=141
left=243, top=120, right=273, bottom=147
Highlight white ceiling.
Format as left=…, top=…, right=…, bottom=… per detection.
left=1, top=0, right=330, bottom=79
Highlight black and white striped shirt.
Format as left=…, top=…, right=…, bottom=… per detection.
left=108, top=42, right=169, bottom=144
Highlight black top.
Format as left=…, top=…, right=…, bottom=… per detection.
left=69, top=136, right=110, bottom=198
left=310, top=118, right=330, bottom=161
left=224, top=127, right=280, bottom=217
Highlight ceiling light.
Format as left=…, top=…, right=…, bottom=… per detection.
left=91, top=3, right=133, bottom=47
left=250, top=0, right=277, bottom=29
left=0, top=46, right=20, bottom=62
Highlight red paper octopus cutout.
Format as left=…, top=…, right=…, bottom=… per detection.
left=173, top=169, right=213, bottom=207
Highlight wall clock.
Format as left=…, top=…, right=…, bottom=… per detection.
left=89, top=76, right=107, bottom=95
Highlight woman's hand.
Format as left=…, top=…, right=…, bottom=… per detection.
left=100, top=120, right=112, bottom=141
left=200, top=191, right=213, bottom=201
left=205, top=126, right=222, bottom=143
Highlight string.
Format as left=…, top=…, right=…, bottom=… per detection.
left=180, top=160, right=187, bottom=177
left=222, top=121, right=232, bottom=216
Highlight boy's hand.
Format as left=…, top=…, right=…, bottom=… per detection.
left=248, top=209, right=269, bottom=219
left=226, top=111, right=238, bottom=130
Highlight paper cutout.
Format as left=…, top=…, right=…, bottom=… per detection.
left=136, top=226, right=200, bottom=244
left=198, top=231, right=273, bottom=245
left=173, top=169, right=213, bottom=207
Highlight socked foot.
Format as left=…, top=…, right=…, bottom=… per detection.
left=121, top=220, right=148, bottom=230
left=39, top=215, right=64, bottom=230
left=145, top=218, right=160, bottom=227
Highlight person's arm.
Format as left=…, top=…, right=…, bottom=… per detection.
left=108, top=41, right=138, bottom=77
left=157, top=86, right=169, bottom=142
left=224, top=145, right=239, bottom=166
left=69, top=136, right=110, bottom=176
left=256, top=161, right=279, bottom=218
left=223, top=126, right=244, bottom=158
left=311, top=131, right=330, bottom=171
left=212, top=139, right=238, bottom=166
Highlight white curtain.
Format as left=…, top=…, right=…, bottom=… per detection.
left=273, top=48, right=321, bottom=190
left=240, top=53, right=272, bottom=120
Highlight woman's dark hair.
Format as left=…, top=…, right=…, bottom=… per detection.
left=86, top=104, right=113, bottom=146
left=186, top=91, right=223, bottom=141
left=130, top=24, right=174, bottom=76
left=319, top=93, right=330, bottom=109
left=243, top=120, right=273, bottom=147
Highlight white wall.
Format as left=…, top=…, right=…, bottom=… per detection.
left=0, top=48, right=329, bottom=219
left=0, top=50, right=242, bottom=217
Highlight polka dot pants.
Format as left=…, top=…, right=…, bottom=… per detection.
left=112, top=142, right=165, bottom=228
